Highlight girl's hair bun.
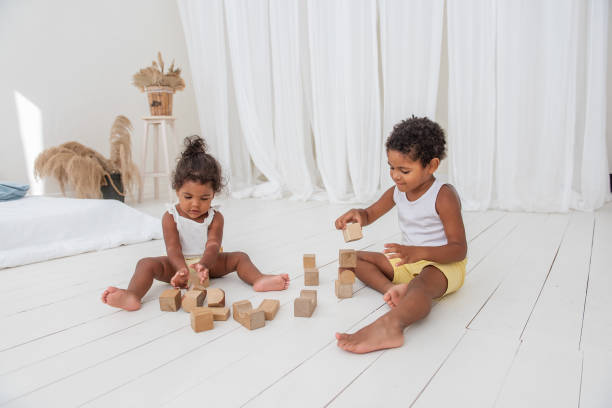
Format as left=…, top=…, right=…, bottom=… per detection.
left=182, top=135, right=208, bottom=158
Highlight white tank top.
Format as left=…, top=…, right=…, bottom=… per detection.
left=393, top=178, right=448, bottom=247
left=166, top=204, right=217, bottom=257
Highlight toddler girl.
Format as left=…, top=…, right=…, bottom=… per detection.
left=102, top=135, right=289, bottom=311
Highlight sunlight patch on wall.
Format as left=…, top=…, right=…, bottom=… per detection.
left=14, top=91, right=44, bottom=195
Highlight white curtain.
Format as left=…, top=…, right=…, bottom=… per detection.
left=177, top=0, right=252, bottom=191
left=447, top=0, right=497, bottom=211
left=179, top=0, right=609, bottom=210
left=379, top=0, right=445, bottom=190
left=449, top=0, right=609, bottom=212
left=307, top=0, right=382, bottom=202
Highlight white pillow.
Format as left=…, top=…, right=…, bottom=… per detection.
left=0, top=196, right=162, bottom=269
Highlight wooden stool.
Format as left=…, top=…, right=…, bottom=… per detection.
left=138, top=116, right=176, bottom=202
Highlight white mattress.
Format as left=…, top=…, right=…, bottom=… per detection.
left=0, top=196, right=162, bottom=269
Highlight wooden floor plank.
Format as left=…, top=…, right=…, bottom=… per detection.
left=494, top=341, right=582, bottom=408
left=580, top=206, right=612, bottom=352
left=520, top=212, right=594, bottom=349
left=580, top=348, right=612, bottom=407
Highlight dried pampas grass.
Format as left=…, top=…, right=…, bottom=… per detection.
left=34, top=116, right=142, bottom=199
left=133, top=52, right=185, bottom=92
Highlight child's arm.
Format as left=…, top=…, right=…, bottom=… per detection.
left=384, top=185, right=467, bottom=265
left=162, top=212, right=190, bottom=287
left=193, top=211, right=224, bottom=284
left=335, top=186, right=396, bottom=229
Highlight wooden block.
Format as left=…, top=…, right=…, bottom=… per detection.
left=257, top=299, right=280, bottom=320
left=243, top=309, right=265, bottom=330
left=207, top=288, right=225, bottom=307
left=304, top=267, right=319, bottom=286
left=196, top=306, right=230, bottom=321
left=300, top=289, right=317, bottom=307
left=190, top=308, right=214, bottom=332
left=181, top=289, right=206, bottom=313
left=335, top=280, right=353, bottom=298
left=303, top=253, right=316, bottom=269
left=232, top=300, right=253, bottom=321
left=339, top=249, right=357, bottom=268
left=342, top=222, right=363, bottom=242
left=294, top=296, right=315, bottom=317
left=159, top=288, right=181, bottom=312
left=338, top=268, right=356, bottom=284
left=188, top=266, right=210, bottom=290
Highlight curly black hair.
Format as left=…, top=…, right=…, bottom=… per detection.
left=172, top=135, right=224, bottom=192
left=385, top=116, right=446, bottom=167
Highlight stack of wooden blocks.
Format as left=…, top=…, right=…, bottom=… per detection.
left=303, top=253, right=319, bottom=286
left=336, top=249, right=356, bottom=298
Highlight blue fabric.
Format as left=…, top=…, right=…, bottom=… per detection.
left=0, top=182, right=29, bottom=201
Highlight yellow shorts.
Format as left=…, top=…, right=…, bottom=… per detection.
left=389, top=258, right=467, bottom=296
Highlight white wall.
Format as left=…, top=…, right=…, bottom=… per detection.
left=0, top=0, right=200, bottom=198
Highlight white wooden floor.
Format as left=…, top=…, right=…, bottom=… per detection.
left=1, top=197, right=611, bottom=408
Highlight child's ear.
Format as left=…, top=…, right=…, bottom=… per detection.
left=427, top=158, right=440, bottom=174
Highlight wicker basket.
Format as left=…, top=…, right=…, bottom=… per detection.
left=145, top=86, right=175, bottom=116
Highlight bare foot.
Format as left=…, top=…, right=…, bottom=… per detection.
left=101, top=286, right=141, bottom=311
left=383, top=283, right=410, bottom=308
left=253, top=274, right=290, bottom=292
left=335, top=315, right=404, bottom=354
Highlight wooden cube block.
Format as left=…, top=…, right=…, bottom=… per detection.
left=342, top=223, right=363, bottom=242
left=257, top=299, right=280, bottom=320
left=304, top=267, right=319, bottom=286
left=197, top=306, right=230, bottom=321
left=300, top=289, right=317, bottom=307
left=207, top=288, right=225, bottom=307
left=190, top=308, right=214, bottom=332
left=339, top=249, right=357, bottom=268
left=232, top=300, right=253, bottom=320
left=159, top=288, right=181, bottom=312
left=303, top=253, right=316, bottom=269
left=335, top=280, right=353, bottom=298
left=243, top=309, right=265, bottom=330
left=182, top=289, right=206, bottom=313
left=338, top=268, right=356, bottom=284
left=294, top=297, right=315, bottom=317
left=188, top=266, right=210, bottom=290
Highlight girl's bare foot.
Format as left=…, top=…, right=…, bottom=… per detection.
left=253, top=274, right=290, bottom=292
left=335, top=315, right=404, bottom=354
left=101, top=286, right=141, bottom=311
left=383, top=283, right=410, bottom=308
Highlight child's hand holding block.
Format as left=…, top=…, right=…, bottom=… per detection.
left=342, top=223, right=363, bottom=242
left=159, top=288, right=181, bottom=311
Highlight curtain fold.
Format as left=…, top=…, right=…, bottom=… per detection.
left=447, top=0, right=497, bottom=211
left=379, top=0, right=445, bottom=190
left=307, top=0, right=381, bottom=202
left=177, top=0, right=252, bottom=191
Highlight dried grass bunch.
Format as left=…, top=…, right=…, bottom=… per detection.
left=132, top=52, right=185, bottom=92
left=34, top=116, right=142, bottom=199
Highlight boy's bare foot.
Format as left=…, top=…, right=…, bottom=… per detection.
left=335, top=315, right=404, bottom=354
left=383, top=283, right=410, bottom=308
left=101, top=286, right=141, bottom=311
left=253, top=274, right=290, bottom=292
